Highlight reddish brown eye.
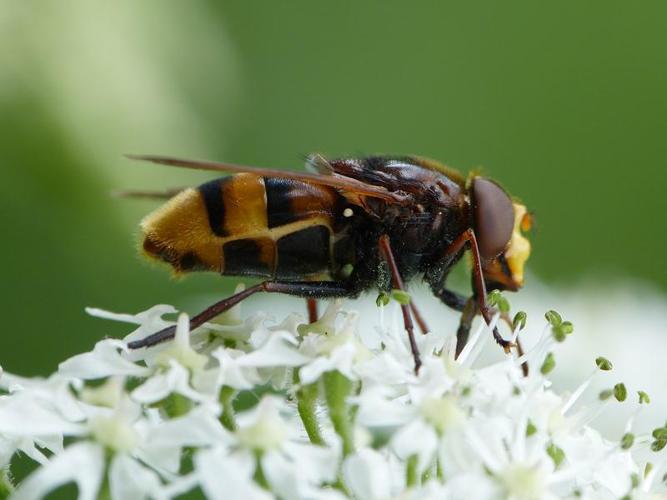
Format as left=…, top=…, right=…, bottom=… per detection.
left=472, top=177, right=514, bottom=259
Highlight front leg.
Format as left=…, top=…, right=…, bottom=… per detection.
left=440, top=229, right=513, bottom=352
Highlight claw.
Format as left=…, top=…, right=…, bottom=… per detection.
left=492, top=326, right=515, bottom=353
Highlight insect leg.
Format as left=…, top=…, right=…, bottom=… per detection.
left=434, top=281, right=528, bottom=374
left=409, top=302, right=430, bottom=335
left=128, top=280, right=351, bottom=349
left=441, top=229, right=513, bottom=352
left=433, top=288, right=468, bottom=312
left=377, top=235, right=422, bottom=373
left=431, top=287, right=477, bottom=355
left=454, top=297, right=478, bottom=358
left=306, top=298, right=319, bottom=324
left=499, top=312, right=529, bottom=376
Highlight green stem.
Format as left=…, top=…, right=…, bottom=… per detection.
left=323, top=370, right=354, bottom=457
left=436, top=457, right=444, bottom=480
left=219, top=386, right=237, bottom=431
left=163, top=393, right=192, bottom=418
left=406, top=454, right=418, bottom=487
left=98, top=454, right=112, bottom=500
left=253, top=451, right=270, bottom=490
left=294, top=371, right=325, bottom=446
left=0, top=467, right=14, bottom=499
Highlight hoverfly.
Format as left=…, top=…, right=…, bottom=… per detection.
left=126, top=154, right=532, bottom=372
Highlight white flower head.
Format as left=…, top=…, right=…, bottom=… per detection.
left=1, top=293, right=665, bottom=499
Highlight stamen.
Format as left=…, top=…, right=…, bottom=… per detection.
left=457, top=313, right=499, bottom=367
left=561, top=368, right=598, bottom=415
left=515, top=324, right=552, bottom=367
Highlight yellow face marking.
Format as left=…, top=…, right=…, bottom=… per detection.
left=504, top=203, right=531, bottom=286
left=222, top=174, right=268, bottom=235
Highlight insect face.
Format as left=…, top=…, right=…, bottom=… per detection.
left=469, top=177, right=531, bottom=291
left=477, top=208, right=531, bottom=292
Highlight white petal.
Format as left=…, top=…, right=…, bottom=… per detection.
left=86, top=304, right=177, bottom=325
left=194, top=447, right=273, bottom=500
left=0, top=372, right=86, bottom=422
left=353, top=386, right=414, bottom=427
left=343, top=448, right=392, bottom=500
left=131, top=362, right=212, bottom=405
left=144, top=405, right=229, bottom=450
left=0, top=393, right=85, bottom=437
left=238, top=331, right=310, bottom=368
left=135, top=405, right=228, bottom=474
left=11, top=442, right=104, bottom=500
left=391, top=418, right=438, bottom=473
left=441, top=471, right=501, bottom=500
left=299, top=343, right=356, bottom=385
left=210, top=348, right=262, bottom=390
left=284, top=441, right=339, bottom=483
left=16, top=437, right=54, bottom=465
left=235, top=396, right=289, bottom=451
left=263, top=441, right=339, bottom=498
left=354, top=351, right=412, bottom=387
left=109, top=454, right=163, bottom=500
left=59, top=339, right=150, bottom=379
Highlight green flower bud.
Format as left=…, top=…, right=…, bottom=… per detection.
left=552, top=327, right=567, bottom=342
left=599, top=389, right=613, bottom=401
left=651, top=427, right=667, bottom=440
left=540, top=352, right=556, bottom=375
left=544, top=310, right=562, bottom=326
left=376, top=292, right=390, bottom=307
left=645, top=462, right=653, bottom=478
left=614, top=383, right=627, bottom=402
left=488, top=290, right=510, bottom=313
left=560, top=321, right=574, bottom=334
left=595, top=357, right=613, bottom=371
left=391, top=289, right=411, bottom=305
left=621, top=433, right=634, bottom=450
left=512, top=311, right=527, bottom=331
left=546, top=442, right=565, bottom=468
left=650, top=439, right=666, bottom=452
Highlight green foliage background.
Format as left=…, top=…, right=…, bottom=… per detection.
left=1, top=1, right=666, bottom=375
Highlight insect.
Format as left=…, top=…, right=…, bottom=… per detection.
left=125, top=153, right=532, bottom=372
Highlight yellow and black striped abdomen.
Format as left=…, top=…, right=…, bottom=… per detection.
left=141, top=173, right=345, bottom=279
left=198, top=174, right=343, bottom=280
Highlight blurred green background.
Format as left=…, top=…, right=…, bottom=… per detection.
left=2, top=1, right=666, bottom=375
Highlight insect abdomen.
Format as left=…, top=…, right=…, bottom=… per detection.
left=200, top=174, right=342, bottom=280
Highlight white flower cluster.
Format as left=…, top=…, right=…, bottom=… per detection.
left=0, top=293, right=665, bottom=500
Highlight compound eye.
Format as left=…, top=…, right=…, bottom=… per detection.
left=472, top=177, right=515, bottom=259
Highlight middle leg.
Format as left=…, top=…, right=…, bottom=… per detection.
left=306, top=298, right=319, bottom=324
left=378, top=235, right=422, bottom=373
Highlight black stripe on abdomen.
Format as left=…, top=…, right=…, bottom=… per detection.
left=276, top=225, right=330, bottom=279
left=265, top=177, right=300, bottom=228
left=223, top=238, right=273, bottom=277
left=198, top=178, right=228, bottom=237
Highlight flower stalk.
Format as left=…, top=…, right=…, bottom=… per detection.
left=323, top=370, right=355, bottom=457
left=296, top=380, right=325, bottom=446
left=219, top=386, right=237, bottom=431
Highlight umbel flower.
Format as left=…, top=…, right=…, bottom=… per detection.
left=0, top=292, right=665, bottom=500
